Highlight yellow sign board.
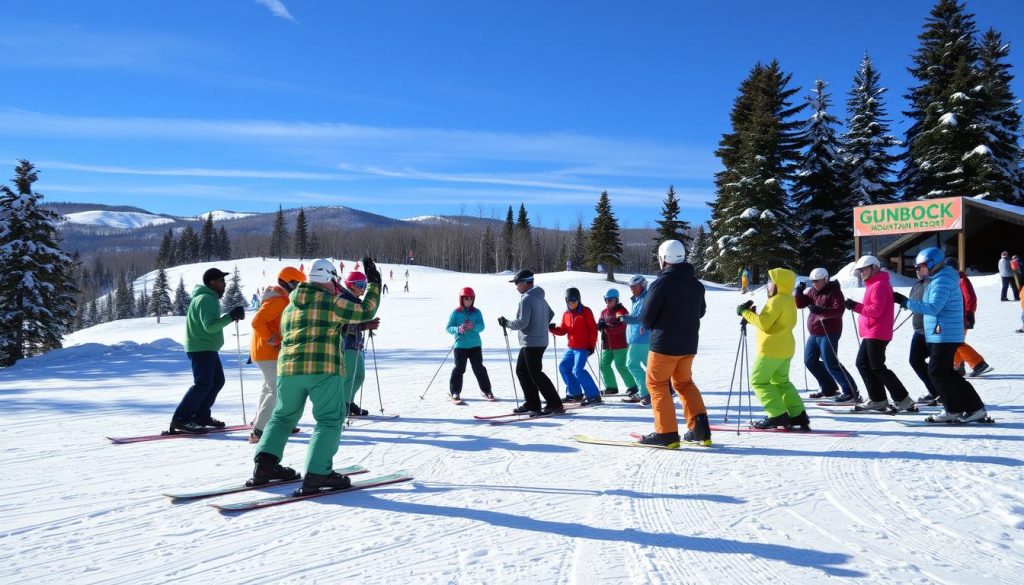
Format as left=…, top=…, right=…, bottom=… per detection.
left=853, top=197, right=962, bottom=237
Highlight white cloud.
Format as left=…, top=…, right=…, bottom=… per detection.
left=255, top=0, right=297, bottom=22
left=39, top=161, right=354, bottom=181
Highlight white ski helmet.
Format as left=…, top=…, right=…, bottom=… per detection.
left=658, top=240, right=686, bottom=265
left=628, top=274, right=647, bottom=287
left=809, top=267, right=829, bottom=281
left=853, top=255, right=880, bottom=270
left=306, top=258, right=340, bottom=284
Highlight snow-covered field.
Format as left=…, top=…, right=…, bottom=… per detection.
left=63, top=210, right=176, bottom=229
left=2, top=258, right=1023, bottom=584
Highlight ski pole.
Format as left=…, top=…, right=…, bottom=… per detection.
left=552, top=332, right=559, bottom=394
left=723, top=317, right=745, bottom=424
left=234, top=321, right=248, bottom=425
left=502, top=325, right=521, bottom=411
left=743, top=320, right=753, bottom=427
left=892, top=313, right=912, bottom=333
left=800, top=307, right=809, bottom=392
left=419, top=340, right=456, bottom=400
left=850, top=311, right=861, bottom=344
left=368, top=331, right=384, bottom=414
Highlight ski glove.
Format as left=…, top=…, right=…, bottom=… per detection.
left=965, top=311, right=975, bottom=329
left=892, top=292, right=908, bottom=309
left=795, top=282, right=807, bottom=295
left=843, top=298, right=857, bottom=311
left=457, top=324, right=466, bottom=334
left=735, top=300, right=754, bottom=316
left=548, top=323, right=556, bottom=331
left=463, top=320, right=474, bottom=331
left=596, top=321, right=608, bottom=331
left=362, top=317, right=381, bottom=331
left=806, top=304, right=824, bottom=315
left=229, top=306, right=246, bottom=321
left=362, top=257, right=382, bottom=286
left=497, top=316, right=509, bottom=328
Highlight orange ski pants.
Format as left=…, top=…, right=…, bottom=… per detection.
left=646, top=351, right=706, bottom=434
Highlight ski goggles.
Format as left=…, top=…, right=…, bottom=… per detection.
left=348, top=279, right=368, bottom=289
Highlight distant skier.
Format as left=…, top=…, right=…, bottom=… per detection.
left=338, top=270, right=382, bottom=418
left=445, top=287, right=493, bottom=402
left=247, top=257, right=381, bottom=494
left=637, top=240, right=710, bottom=447
left=952, top=271, right=991, bottom=377
left=620, top=275, right=651, bottom=405
left=739, top=266, right=750, bottom=294
left=738, top=268, right=810, bottom=429
left=893, top=248, right=987, bottom=423
left=248, top=266, right=306, bottom=443
left=794, top=267, right=858, bottom=402
left=597, top=288, right=636, bottom=396
left=169, top=268, right=246, bottom=434
left=497, top=270, right=563, bottom=415
left=998, top=251, right=1019, bottom=301
left=549, top=287, right=602, bottom=405
left=844, top=255, right=915, bottom=412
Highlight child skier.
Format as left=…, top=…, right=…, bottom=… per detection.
left=597, top=288, right=637, bottom=396
left=549, top=287, right=602, bottom=405
left=445, top=287, right=493, bottom=402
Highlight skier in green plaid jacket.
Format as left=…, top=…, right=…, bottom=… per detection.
left=248, top=256, right=382, bottom=495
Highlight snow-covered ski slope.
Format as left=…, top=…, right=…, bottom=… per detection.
left=2, top=257, right=1023, bottom=584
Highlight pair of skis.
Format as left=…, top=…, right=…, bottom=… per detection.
left=108, top=424, right=253, bottom=444
left=164, top=464, right=413, bottom=512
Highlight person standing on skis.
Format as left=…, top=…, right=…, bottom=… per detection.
left=247, top=257, right=381, bottom=495
left=498, top=270, right=563, bottom=415
left=550, top=287, right=602, bottom=405
left=248, top=266, right=306, bottom=443
left=738, top=268, right=811, bottom=430
left=446, top=287, right=493, bottom=402
left=844, top=255, right=915, bottom=413
left=794, top=267, right=858, bottom=402
left=908, top=270, right=940, bottom=405
left=893, top=248, right=988, bottom=423
left=637, top=240, right=710, bottom=447
left=338, top=270, right=382, bottom=418
left=597, top=288, right=637, bottom=397
left=620, top=275, right=651, bottom=404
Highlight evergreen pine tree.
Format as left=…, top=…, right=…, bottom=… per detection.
left=514, top=203, right=533, bottom=268
left=570, top=221, right=587, bottom=270
left=86, top=298, right=98, bottom=328
left=793, top=79, right=852, bottom=274
left=294, top=208, right=309, bottom=259
left=103, top=295, right=115, bottom=323
left=114, top=274, right=133, bottom=320
left=843, top=53, right=901, bottom=206
left=156, top=228, right=175, bottom=267
left=177, top=226, right=200, bottom=263
left=221, top=266, right=246, bottom=312
left=215, top=226, right=231, bottom=260
left=149, top=267, right=172, bottom=322
left=586, top=191, right=625, bottom=282
left=707, top=61, right=805, bottom=283
left=688, top=225, right=711, bottom=279
left=308, top=229, right=320, bottom=258
left=125, top=269, right=137, bottom=317
left=270, top=205, right=288, bottom=260
left=173, top=277, right=191, bottom=316
left=200, top=213, right=215, bottom=261
left=136, top=289, right=149, bottom=317
left=0, top=161, right=78, bottom=365
left=654, top=185, right=691, bottom=246
left=901, top=0, right=983, bottom=199
left=500, top=206, right=514, bottom=270
left=974, top=28, right=1024, bottom=202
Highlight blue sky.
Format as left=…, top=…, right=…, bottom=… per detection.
left=2, top=0, right=1022, bottom=229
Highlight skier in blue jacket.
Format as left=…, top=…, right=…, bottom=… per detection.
left=620, top=274, right=652, bottom=404
left=893, top=248, right=986, bottom=423
left=446, top=287, right=493, bottom=402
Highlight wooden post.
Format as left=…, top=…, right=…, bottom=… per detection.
left=958, top=229, right=966, bottom=271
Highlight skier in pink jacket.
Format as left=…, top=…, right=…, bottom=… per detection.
left=844, top=255, right=914, bottom=413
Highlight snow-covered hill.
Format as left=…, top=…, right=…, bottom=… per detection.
left=3, top=259, right=1023, bottom=583
left=193, top=210, right=257, bottom=221
left=63, top=210, right=176, bottom=229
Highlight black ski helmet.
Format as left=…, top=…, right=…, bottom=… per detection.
left=565, top=287, right=581, bottom=302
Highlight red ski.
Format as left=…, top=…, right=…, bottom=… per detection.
left=708, top=424, right=856, bottom=437
left=487, top=410, right=574, bottom=425
left=107, top=424, right=252, bottom=444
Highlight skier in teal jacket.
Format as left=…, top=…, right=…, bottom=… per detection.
left=446, top=287, right=493, bottom=401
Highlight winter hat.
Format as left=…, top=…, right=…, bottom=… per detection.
left=202, top=268, right=229, bottom=286
left=345, top=271, right=368, bottom=288
left=628, top=275, right=647, bottom=287
left=509, top=269, right=534, bottom=284
left=809, top=267, right=828, bottom=281
left=604, top=289, right=619, bottom=300
left=854, top=255, right=880, bottom=270
left=277, top=266, right=306, bottom=285
left=565, top=287, right=581, bottom=302
left=1002, top=251, right=1009, bottom=257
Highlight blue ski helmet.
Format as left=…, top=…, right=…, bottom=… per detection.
left=604, top=289, right=619, bottom=301
left=915, top=247, right=945, bottom=271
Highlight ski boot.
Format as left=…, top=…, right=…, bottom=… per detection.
left=925, top=410, right=961, bottom=423
left=969, top=362, right=992, bottom=377
left=808, top=390, right=837, bottom=400
left=682, top=414, right=712, bottom=446
left=295, top=471, right=351, bottom=496
left=637, top=431, right=681, bottom=448
left=247, top=452, right=300, bottom=487
left=349, top=403, right=369, bottom=417
left=512, top=404, right=541, bottom=415
left=957, top=408, right=988, bottom=423
left=581, top=395, right=604, bottom=406
left=248, top=428, right=263, bottom=444
left=562, top=394, right=584, bottom=404
left=752, top=412, right=792, bottom=429
left=853, top=400, right=888, bottom=412
left=535, top=404, right=566, bottom=416
left=169, top=419, right=207, bottom=435
left=601, top=388, right=618, bottom=396
left=891, top=396, right=919, bottom=413
left=624, top=387, right=639, bottom=398
left=786, top=411, right=811, bottom=431
left=195, top=416, right=226, bottom=429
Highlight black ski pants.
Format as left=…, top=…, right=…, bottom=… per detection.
left=1001, top=276, right=1020, bottom=301
left=516, top=346, right=562, bottom=410
left=908, top=332, right=938, bottom=398
left=174, top=351, right=225, bottom=424
left=449, top=347, right=492, bottom=395
left=855, top=339, right=909, bottom=403
left=927, top=342, right=984, bottom=414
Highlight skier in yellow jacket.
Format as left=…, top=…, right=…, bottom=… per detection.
left=737, top=267, right=811, bottom=430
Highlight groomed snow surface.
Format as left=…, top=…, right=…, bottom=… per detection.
left=2, top=258, right=1023, bottom=584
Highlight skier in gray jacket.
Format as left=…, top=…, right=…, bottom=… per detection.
left=498, top=270, right=563, bottom=415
